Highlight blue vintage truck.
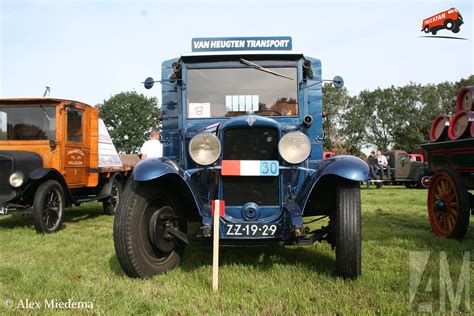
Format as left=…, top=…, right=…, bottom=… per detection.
left=113, top=37, right=370, bottom=279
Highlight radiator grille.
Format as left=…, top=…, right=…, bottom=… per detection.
left=222, top=127, right=279, bottom=206
left=0, top=159, right=13, bottom=195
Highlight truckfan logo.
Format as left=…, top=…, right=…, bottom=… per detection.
left=421, top=7, right=465, bottom=39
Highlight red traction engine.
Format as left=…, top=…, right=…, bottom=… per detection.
left=423, top=86, right=474, bottom=239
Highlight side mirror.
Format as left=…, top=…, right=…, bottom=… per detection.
left=333, top=76, right=344, bottom=89
left=144, top=77, right=155, bottom=90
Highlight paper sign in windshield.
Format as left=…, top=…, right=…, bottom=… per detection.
left=226, top=95, right=259, bottom=112
left=189, top=103, right=211, bottom=118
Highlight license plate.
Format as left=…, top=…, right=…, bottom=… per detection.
left=225, top=223, right=279, bottom=237
left=222, top=160, right=279, bottom=176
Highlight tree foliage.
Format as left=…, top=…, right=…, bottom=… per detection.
left=323, top=75, right=474, bottom=154
left=97, top=92, right=160, bottom=154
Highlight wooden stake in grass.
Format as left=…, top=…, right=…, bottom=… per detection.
left=212, top=200, right=224, bottom=292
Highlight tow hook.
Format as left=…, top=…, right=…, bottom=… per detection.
left=201, top=225, right=212, bottom=237
left=293, top=225, right=306, bottom=237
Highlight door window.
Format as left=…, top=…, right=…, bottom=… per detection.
left=67, top=109, right=83, bottom=142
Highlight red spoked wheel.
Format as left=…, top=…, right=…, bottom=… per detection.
left=427, top=168, right=470, bottom=240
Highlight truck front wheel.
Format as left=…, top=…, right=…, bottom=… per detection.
left=32, top=180, right=65, bottom=234
left=103, top=178, right=123, bottom=215
left=334, top=181, right=361, bottom=279
left=113, top=180, right=187, bottom=278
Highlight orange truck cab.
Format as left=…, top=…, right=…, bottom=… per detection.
left=0, top=98, right=137, bottom=233
left=421, top=7, right=463, bottom=35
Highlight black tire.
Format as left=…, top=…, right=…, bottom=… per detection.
left=405, top=181, right=418, bottom=189
left=444, top=20, right=454, bottom=30
left=113, top=180, right=187, bottom=278
left=432, top=30, right=437, bottom=35
left=32, top=180, right=65, bottom=234
left=103, top=177, right=123, bottom=215
left=334, top=181, right=361, bottom=279
left=452, top=27, right=460, bottom=33
left=423, top=26, right=430, bottom=33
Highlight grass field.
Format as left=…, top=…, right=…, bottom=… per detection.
left=0, top=186, right=473, bottom=314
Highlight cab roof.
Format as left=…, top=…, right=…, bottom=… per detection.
left=180, top=51, right=306, bottom=63
left=181, top=50, right=304, bottom=58
left=0, top=98, right=94, bottom=107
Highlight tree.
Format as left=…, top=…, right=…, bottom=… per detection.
left=97, top=92, right=160, bottom=154
left=322, top=83, right=351, bottom=152
left=332, top=75, right=474, bottom=153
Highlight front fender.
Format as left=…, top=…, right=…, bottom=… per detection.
left=296, top=155, right=369, bottom=211
left=317, top=155, right=370, bottom=181
left=133, top=158, right=205, bottom=217
left=134, top=158, right=182, bottom=181
left=26, top=168, right=74, bottom=204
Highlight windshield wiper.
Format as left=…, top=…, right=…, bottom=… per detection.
left=39, top=105, right=51, bottom=121
left=239, top=59, right=294, bottom=80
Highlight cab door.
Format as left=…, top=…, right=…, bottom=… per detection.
left=64, top=108, right=86, bottom=187
left=396, top=152, right=411, bottom=180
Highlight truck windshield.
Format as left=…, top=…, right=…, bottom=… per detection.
left=0, top=105, right=56, bottom=140
left=187, top=67, right=298, bottom=118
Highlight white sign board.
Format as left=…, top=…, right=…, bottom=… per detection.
left=188, top=103, right=211, bottom=118
left=98, top=119, right=123, bottom=168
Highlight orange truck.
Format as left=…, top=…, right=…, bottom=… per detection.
left=421, top=7, right=463, bottom=35
left=0, top=98, right=138, bottom=233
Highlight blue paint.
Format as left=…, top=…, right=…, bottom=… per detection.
left=144, top=40, right=369, bottom=242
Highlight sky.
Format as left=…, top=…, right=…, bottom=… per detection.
left=1, top=0, right=473, bottom=106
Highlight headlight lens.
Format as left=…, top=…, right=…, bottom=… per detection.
left=189, top=132, right=221, bottom=165
left=278, top=131, right=311, bottom=164
left=9, top=172, right=24, bottom=188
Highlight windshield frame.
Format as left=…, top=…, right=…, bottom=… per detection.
left=183, top=59, right=301, bottom=120
left=0, top=102, right=59, bottom=142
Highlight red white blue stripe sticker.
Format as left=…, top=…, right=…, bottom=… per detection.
left=221, top=160, right=279, bottom=176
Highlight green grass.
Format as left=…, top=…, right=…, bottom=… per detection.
left=1, top=186, right=473, bottom=314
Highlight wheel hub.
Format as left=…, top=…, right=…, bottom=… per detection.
left=434, top=199, right=446, bottom=213
left=148, top=206, right=178, bottom=253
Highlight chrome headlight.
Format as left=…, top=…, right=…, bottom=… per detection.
left=9, top=172, right=24, bottom=188
left=278, top=131, right=311, bottom=164
left=189, top=132, right=221, bottom=165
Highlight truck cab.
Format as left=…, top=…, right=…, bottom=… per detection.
left=113, top=37, right=370, bottom=279
left=0, top=98, right=134, bottom=233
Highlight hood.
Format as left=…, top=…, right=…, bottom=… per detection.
left=0, top=150, right=43, bottom=178
left=220, top=114, right=280, bottom=131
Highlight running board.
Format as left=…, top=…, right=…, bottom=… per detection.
left=75, top=194, right=111, bottom=204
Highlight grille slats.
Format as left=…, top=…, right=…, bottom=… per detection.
left=222, top=127, right=279, bottom=206
left=0, top=159, right=12, bottom=195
